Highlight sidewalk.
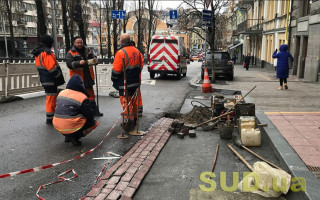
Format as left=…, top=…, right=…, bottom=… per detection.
left=266, top=112, right=320, bottom=173
left=83, top=65, right=320, bottom=200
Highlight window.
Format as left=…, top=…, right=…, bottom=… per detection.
left=166, top=39, right=178, bottom=44
left=152, top=39, right=164, bottom=43
left=213, top=53, right=230, bottom=60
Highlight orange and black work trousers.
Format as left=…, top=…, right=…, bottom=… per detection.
left=63, top=120, right=99, bottom=140
left=86, top=87, right=96, bottom=101
left=137, top=90, right=143, bottom=113
left=120, top=95, right=138, bottom=121
left=44, top=86, right=58, bottom=120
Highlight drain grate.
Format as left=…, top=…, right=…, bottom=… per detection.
left=307, top=165, right=320, bottom=171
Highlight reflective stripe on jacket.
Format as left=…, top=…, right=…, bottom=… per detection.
left=66, top=46, right=95, bottom=82
left=111, top=46, right=143, bottom=96
left=35, top=51, right=65, bottom=86
left=53, top=89, right=87, bottom=134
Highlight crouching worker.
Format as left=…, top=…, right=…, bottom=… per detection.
left=53, top=75, right=99, bottom=146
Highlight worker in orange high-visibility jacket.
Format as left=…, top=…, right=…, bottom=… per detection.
left=53, top=75, right=99, bottom=146
left=31, top=34, right=65, bottom=124
left=130, top=40, right=143, bottom=117
left=66, top=36, right=103, bottom=117
left=111, top=33, right=144, bottom=131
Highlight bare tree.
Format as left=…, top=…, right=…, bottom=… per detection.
left=74, top=0, right=86, bottom=45
left=4, top=0, right=16, bottom=57
left=181, top=0, right=228, bottom=81
left=35, top=0, right=47, bottom=41
left=61, top=0, right=70, bottom=52
left=112, top=0, right=118, bottom=54
left=146, top=0, right=159, bottom=54
left=101, top=0, right=113, bottom=58
left=134, top=0, right=145, bottom=53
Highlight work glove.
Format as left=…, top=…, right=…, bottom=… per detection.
left=87, top=58, right=98, bottom=66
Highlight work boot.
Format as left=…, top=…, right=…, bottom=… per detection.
left=90, top=100, right=103, bottom=116
left=64, top=136, right=71, bottom=143
left=46, top=119, right=53, bottom=125
left=121, top=120, right=135, bottom=132
left=70, top=137, right=82, bottom=146
left=94, top=107, right=103, bottom=117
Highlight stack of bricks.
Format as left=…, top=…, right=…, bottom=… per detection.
left=83, top=118, right=174, bottom=200
left=168, top=120, right=196, bottom=139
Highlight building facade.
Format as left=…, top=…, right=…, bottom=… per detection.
left=229, top=0, right=320, bottom=83
left=289, top=0, right=320, bottom=82
left=0, top=0, right=92, bottom=58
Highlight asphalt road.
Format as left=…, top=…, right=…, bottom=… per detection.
left=0, top=61, right=201, bottom=200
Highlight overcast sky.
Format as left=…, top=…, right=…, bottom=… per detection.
left=91, top=0, right=185, bottom=10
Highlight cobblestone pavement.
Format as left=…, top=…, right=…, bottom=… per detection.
left=83, top=118, right=173, bottom=200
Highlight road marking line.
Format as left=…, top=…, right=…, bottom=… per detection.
left=257, top=74, right=272, bottom=81
left=141, top=80, right=156, bottom=85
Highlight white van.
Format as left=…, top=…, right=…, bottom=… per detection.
left=147, top=35, right=187, bottom=79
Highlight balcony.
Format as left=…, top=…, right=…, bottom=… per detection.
left=237, top=0, right=254, bottom=8
left=237, top=20, right=262, bottom=35
left=17, top=19, right=27, bottom=26
left=15, top=4, right=28, bottom=13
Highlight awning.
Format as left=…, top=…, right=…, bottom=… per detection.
left=229, top=42, right=243, bottom=50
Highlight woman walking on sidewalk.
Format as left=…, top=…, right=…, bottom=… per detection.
left=244, top=53, right=251, bottom=70
left=272, top=44, right=294, bottom=90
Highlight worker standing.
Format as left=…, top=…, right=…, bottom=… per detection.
left=31, top=34, right=65, bottom=124
left=111, top=34, right=144, bottom=131
left=130, top=40, right=143, bottom=117
left=66, top=36, right=103, bottom=116
left=53, top=75, right=99, bottom=146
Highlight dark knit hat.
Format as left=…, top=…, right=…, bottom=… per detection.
left=73, top=36, right=82, bottom=43
left=39, top=34, right=54, bottom=48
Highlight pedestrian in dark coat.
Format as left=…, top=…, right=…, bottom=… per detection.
left=272, top=44, right=294, bottom=90
left=244, top=53, right=251, bottom=70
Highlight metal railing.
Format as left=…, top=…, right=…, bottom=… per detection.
left=0, top=60, right=115, bottom=98
left=237, top=19, right=263, bottom=34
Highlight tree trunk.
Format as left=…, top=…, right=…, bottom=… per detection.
left=5, top=0, right=16, bottom=57
left=147, top=0, right=154, bottom=54
left=137, top=0, right=142, bottom=52
left=75, top=0, right=86, bottom=45
left=61, top=0, right=70, bottom=53
left=210, top=3, right=216, bottom=82
left=106, top=8, right=112, bottom=59
left=112, top=0, right=118, bottom=54
left=35, top=0, right=47, bottom=40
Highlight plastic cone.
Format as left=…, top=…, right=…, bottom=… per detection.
left=202, top=68, right=213, bottom=93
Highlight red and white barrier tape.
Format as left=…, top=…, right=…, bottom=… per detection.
left=36, top=169, right=78, bottom=200
left=0, top=90, right=139, bottom=179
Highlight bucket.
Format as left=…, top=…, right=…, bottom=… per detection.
left=218, top=125, right=233, bottom=139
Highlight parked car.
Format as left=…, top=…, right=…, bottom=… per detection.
left=201, top=51, right=234, bottom=80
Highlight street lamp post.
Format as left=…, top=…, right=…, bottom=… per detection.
left=23, top=41, right=27, bottom=57
left=2, top=17, right=8, bottom=58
